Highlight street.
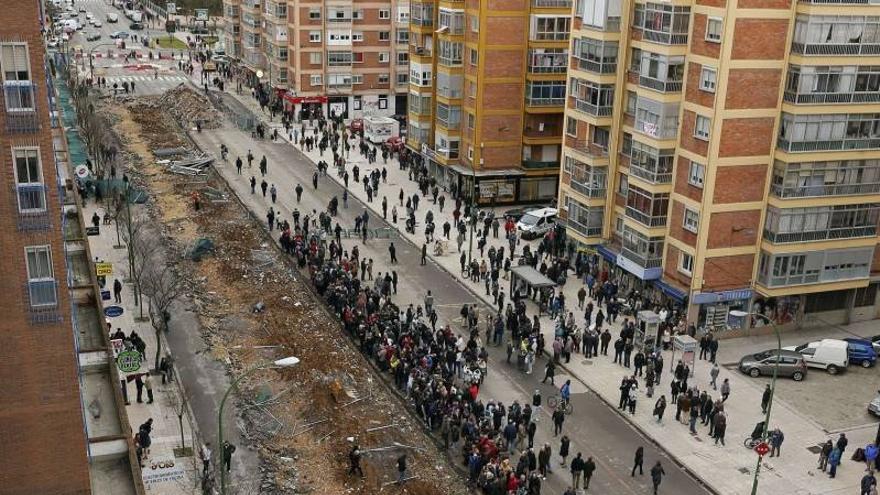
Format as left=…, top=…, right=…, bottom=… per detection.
left=190, top=122, right=712, bottom=494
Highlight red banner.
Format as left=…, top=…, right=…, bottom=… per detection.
left=282, top=94, right=328, bottom=104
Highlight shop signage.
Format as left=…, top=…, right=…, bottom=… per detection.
left=95, top=262, right=113, bottom=276
left=195, top=8, right=208, bottom=21
left=104, top=306, right=124, bottom=317
left=616, top=253, right=662, bottom=280
left=421, top=143, right=437, bottom=160
left=116, top=350, right=142, bottom=373
left=142, top=458, right=186, bottom=487
left=692, top=289, right=753, bottom=305
left=283, top=94, right=328, bottom=104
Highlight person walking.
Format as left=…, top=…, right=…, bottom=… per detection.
left=651, top=461, right=666, bottom=495
left=828, top=446, right=842, bottom=478
left=559, top=435, right=570, bottom=467
left=542, top=360, right=556, bottom=385
left=222, top=441, right=236, bottom=473
left=552, top=407, right=565, bottom=436
left=570, top=453, right=585, bottom=490
left=421, top=243, right=427, bottom=265
left=631, top=446, right=644, bottom=476
left=861, top=471, right=877, bottom=495
left=349, top=444, right=364, bottom=477
left=200, top=442, right=212, bottom=479
left=709, top=363, right=720, bottom=390
left=295, top=183, right=303, bottom=202
left=653, top=395, right=667, bottom=424
left=865, top=443, right=879, bottom=473
left=837, top=433, right=849, bottom=463
left=389, top=242, right=398, bottom=264
left=583, top=456, right=596, bottom=490
left=538, top=443, right=552, bottom=478
left=113, top=278, right=123, bottom=303
left=761, top=384, right=771, bottom=413
left=818, top=439, right=833, bottom=472
left=397, top=454, right=407, bottom=484
left=712, top=410, right=727, bottom=446
left=720, top=378, right=730, bottom=402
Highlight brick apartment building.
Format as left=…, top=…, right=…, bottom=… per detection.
left=0, top=1, right=91, bottom=493
left=223, top=0, right=411, bottom=119
left=559, top=0, right=880, bottom=332
left=406, top=0, right=572, bottom=206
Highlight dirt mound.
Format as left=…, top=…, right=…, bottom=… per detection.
left=157, top=84, right=221, bottom=130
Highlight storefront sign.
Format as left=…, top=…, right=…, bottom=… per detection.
left=421, top=143, right=437, bottom=160
left=104, top=306, right=124, bottom=317
left=692, top=289, right=753, bottom=305
left=142, top=458, right=186, bottom=488
left=195, top=8, right=208, bottom=21
left=116, top=350, right=142, bottom=373
left=95, top=262, right=113, bottom=276
left=282, top=94, right=328, bottom=104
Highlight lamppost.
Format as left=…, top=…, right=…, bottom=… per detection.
left=467, top=143, right=482, bottom=265
left=729, top=310, right=779, bottom=495
left=217, top=356, right=300, bottom=494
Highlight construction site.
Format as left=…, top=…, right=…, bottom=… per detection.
left=95, top=84, right=470, bottom=495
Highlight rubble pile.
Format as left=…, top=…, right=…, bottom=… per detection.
left=157, top=84, right=221, bottom=130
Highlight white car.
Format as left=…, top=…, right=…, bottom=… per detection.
left=92, top=20, right=102, bottom=27
left=78, top=6, right=86, bottom=12
left=85, top=12, right=93, bottom=19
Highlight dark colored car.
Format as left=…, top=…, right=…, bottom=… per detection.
left=843, top=338, right=877, bottom=368
left=129, top=22, right=143, bottom=30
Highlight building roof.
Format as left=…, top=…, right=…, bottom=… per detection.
left=510, top=265, right=556, bottom=288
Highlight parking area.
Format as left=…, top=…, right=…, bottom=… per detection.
left=729, top=362, right=879, bottom=430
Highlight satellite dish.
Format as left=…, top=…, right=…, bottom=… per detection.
left=256, top=70, right=264, bottom=78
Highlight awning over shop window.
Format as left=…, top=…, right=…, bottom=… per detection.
left=596, top=245, right=617, bottom=263
left=653, top=278, right=688, bottom=304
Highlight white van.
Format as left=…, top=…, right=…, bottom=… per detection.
left=516, top=207, right=558, bottom=240
left=785, top=339, right=849, bottom=375
left=106, top=13, right=119, bottom=23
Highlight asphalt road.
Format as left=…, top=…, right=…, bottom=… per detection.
left=190, top=111, right=712, bottom=495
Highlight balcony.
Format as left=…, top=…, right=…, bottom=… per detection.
left=3, top=83, right=40, bottom=133
left=621, top=247, right=663, bottom=269
left=629, top=163, right=673, bottom=184
left=527, top=96, right=566, bottom=106
left=783, top=90, right=880, bottom=104
left=567, top=218, right=603, bottom=237
left=791, top=41, right=880, bottom=56
left=771, top=182, right=880, bottom=198
left=532, top=0, right=573, bottom=7
left=570, top=177, right=606, bottom=198
left=574, top=98, right=613, bottom=117
left=567, top=139, right=609, bottom=160
left=574, top=56, right=617, bottom=74
left=24, top=281, right=61, bottom=325
left=625, top=206, right=667, bottom=227
left=764, top=225, right=877, bottom=243
left=778, top=136, right=880, bottom=152
left=637, top=28, right=688, bottom=45
left=13, top=185, right=51, bottom=231
left=522, top=160, right=559, bottom=169
left=639, top=75, right=683, bottom=93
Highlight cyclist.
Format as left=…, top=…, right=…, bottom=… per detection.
left=560, top=379, right=572, bottom=407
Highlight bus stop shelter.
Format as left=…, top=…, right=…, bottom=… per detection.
left=510, top=265, right=556, bottom=302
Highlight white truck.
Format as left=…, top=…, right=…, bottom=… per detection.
left=125, top=9, right=142, bottom=22
left=362, top=116, right=399, bottom=144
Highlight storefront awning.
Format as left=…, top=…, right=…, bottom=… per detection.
left=596, top=245, right=617, bottom=263
left=653, top=278, right=688, bottom=304
left=447, top=164, right=525, bottom=178
left=510, top=265, right=556, bottom=288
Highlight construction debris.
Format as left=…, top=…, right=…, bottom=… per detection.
left=161, top=153, right=214, bottom=175
left=157, top=84, right=221, bottom=130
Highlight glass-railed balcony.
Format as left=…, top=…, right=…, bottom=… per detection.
left=791, top=15, right=880, bottom=55
left=632, top=3, right=690, bottom=45
left=771, top=159, right=880, bottom=198
left=570, top=78, right=614, bottom=116
left=758, top=247, right=874, bottom=288
left=564, top=197, right=604, bottom=237
left=621, top=135, right=674, bottom=184
left=572, top=38, right=618, bottom=74
left=563, top=155, right=607, bottom=198
left=529, top=49, right=569, bottom=74
left=533, top=0, right=573, bottom=7
left=526, top=81, right=567, bottom=106
left=764, top=204, right=879, bottom=243
left=625, top=184, right=668, bottom=227
left=621, top=226, right=664, bottom=269
left=784, top=65, right=880, bottom=104
left=778, top=112, right=880, bottom=152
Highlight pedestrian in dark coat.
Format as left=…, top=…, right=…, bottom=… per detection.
left=651, top=461, right=665, bottom=494
left=761, top=384, right=771, bottom=413
left=559, top=435, right=570, bottom=466
left=631, top=446, right=644, bottom=476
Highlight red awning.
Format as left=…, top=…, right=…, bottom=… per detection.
left=282, top=94, right=328, bottom=104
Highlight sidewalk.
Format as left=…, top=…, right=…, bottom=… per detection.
left=190, top=67, right=876, bottom=494
left=82, top=200, right=201, bottom=494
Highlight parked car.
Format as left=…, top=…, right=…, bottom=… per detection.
left=349, top=118, right=363, bottom=134
left=784, top=339, right=849, bottom=375
left=503, top=204, right=552, bottom=222
left=738, top=349, right=808, bottom=381
left=78, top=5, right=86, bottom=12
left=843, top=338, right=877, bottom=368
left=106, top=12, right=119, bottom=23
left=869, top=391, right=880, bottom=416
left=85, top=31, right=101, bottom=41
left=385, top=136, right=404, bottom=153
left=85, top=12, right=93, bottom=19
left=516, top=207, right=558, bottom=240
left=109, top=31, right=129, bottom=39
left=129, top=22, right=144, bottom=30
left=92, top=20, right=102, bottom=27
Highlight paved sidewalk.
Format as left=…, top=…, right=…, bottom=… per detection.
left=82, top=200, right=201, bottom=494
left=188, top=66, right=876, bottom=494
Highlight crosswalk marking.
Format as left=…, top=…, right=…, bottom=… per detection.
left=104, top=75, right=187, bottom=83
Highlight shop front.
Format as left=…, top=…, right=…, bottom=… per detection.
left=691, top=289, right=752, bottom=333
left=281, top=94, right=328, bottom=122
left=592, top=244, right=687, bottom=313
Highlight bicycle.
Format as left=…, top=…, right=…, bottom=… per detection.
left=547, top=395, right=574, bottom=415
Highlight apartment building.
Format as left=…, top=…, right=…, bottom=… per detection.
left=223, top=0, right=411, bottom=119
left=558, top=0, right=880, bottom=332
left=223, top=0, right=242, bottom=59
left=0, top=2, right=91, bottom=493
left=406, top=0, right=572, bottom=206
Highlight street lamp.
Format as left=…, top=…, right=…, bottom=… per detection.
left=729, top=310, right=779, bottom=495
left=467, top=143, right=482, bottom=265
left=217, top=356, right=300, bottom=494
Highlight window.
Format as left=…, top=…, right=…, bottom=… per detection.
left=379, top=95, right=388, bottom=109
left=310, top=74, right=323, bottom=86
left=379, top=31, right=390, bottom=41
left=378, top=52, right=390, bottom=63
left=625, top=91, right=637, bottom=115
left=618, top=173, right=628, bottom=196
left=396, top=72, right=409, bottom=85
left=352, top=32, right=364, bottom=42
left=679, top=252, right=694, bottom=275
left=592, top=127, right=610, bottom=149
left=706, top=17, right=723, bottom=43
left=26, top=246, right=56, bottom=307
left=469, top=48, right=478, bottom=66
left=688, top=161, right=705, bottom=188
left=353, top=9, right=364, bottom=20
left=378, top=74, right=390, bottom=84
left=1, top=44, right=30, bottom=82
left=439, top=8, right=465, bottom=34
left=630, top=48, right=642, bottom=74
left=694, top=115, right=710, bottom=140
left=309, top=52, right=322, bottom=64
left=470, top=15, right=479, bottom=32
left=379, top=9, right=390, bottom=19
left=309, top=7, right=321, bottom=19
left=468, top=81, right=477, bottom=98
left=352, top=74, right=363, bottom=84
left=309, top=31, right=321, bottom=42
left=566, top=116, right=578, bottom=137
left=14, top=148, right=44, bottom=212
left=468, top=146, right=474, bottom=160
left=700, top=66, right=717, bottom=92
left=531, top=16, right=571, bottom=41
left=353, top=96, right=362, bottom=110
left=396, top=30, right=409, bottom=44
left=683, top=208, right=699, bottom=233
left=439, top=40, right=463, bottom=65
left=397, top=52, right=409, bottom=65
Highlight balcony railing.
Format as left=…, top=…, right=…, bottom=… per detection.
left=621, top=247, right=663, bottom=268
left=763, top=225, right=877, bottom=243
left=629, top=164, right=673, bottom=184
left=532, top=32, right=570, bottom=41
left=574, top=98, right=613, bottom=117
left=567, top=218, right=603, bottom=237
left=570, top=179, right=606, bottom=198
left=625, top=206, right=667, bottom=227
left=574, top=57, right=617, bottom=74
left=778, top=136, right=880, bottom=152
left=328, top=16, right=353, bottom=23
left=3, top=83, right=39, bottom=133
left=783, top=90, right=880, bottom=104
left=13, top=185, right=51, bottom=231
left=800, top=0, right=871, bottom=3
left=522, top=160, right=559, bottom=169
left=770, top=182, right=880, bottom=198
left=639, top=75, right=683, bottom=93
left=567, top=139, right=609, bottom=160
left=640, top=28, right=688, bottom=45
left=791, top=42, right=880, bottom=56
left=532, top=0, right=573, bottom=7
left=412, top=17, right=433, bottom=27
left=529, top=63, right=568, bottom=74
left=527, top=96, right=566, bottom=106
left=580, top=17, right=621, bottom=33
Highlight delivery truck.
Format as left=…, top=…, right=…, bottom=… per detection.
left=362, top=116, right=400, bottom=144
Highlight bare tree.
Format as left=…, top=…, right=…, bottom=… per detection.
left=140, top=252, right=185, bottom=371
left=127, top=219, right=160, bottom=320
